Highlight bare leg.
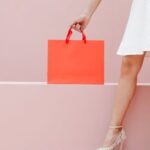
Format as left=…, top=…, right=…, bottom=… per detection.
left=102, top=52, right=146, bottom=147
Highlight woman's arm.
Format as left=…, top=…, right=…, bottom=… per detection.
left=82, top=0, right=102, bottom=18
left=70, top=0, right=102, bottom=32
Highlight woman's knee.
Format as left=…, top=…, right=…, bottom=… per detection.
left=120, top=55, right=144, bottom=77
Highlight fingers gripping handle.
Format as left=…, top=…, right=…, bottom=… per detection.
left=65, top=27, right=87, bottom=44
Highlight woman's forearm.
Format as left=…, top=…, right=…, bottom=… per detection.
left=82, top=0, right=102, bottom=18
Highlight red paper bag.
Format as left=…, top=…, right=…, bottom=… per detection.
left=47, top=27, right=104, bottom=84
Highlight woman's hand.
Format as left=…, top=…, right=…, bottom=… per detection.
left=70, top=14, right=91, bottom=33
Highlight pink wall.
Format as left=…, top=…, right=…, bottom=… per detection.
left=0, top=0, right=150, bottom=82
left=0, top=1, right=150, bottom=150
left=0, top=84, right=150, bottom=150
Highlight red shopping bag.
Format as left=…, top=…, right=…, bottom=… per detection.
left=47, top=27, right=104, bottom=84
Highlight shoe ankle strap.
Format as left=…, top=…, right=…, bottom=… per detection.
left=109, top=125, right=123, bottom=129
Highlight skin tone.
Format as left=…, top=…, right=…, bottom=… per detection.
left=70, top=0, right=146, bottom=147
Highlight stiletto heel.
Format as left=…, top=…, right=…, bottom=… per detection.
left=119, top=139, right=125, bottom=150
left=96, top=125, right=127, bottom=150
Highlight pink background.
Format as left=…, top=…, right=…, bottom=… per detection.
left=0, top=84, right=150, bottom=150
left=0, top=0, right=150, bottom=150
left=0, top=0, right=150, bottom=83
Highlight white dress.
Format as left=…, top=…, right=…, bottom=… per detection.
left=116, top=0, right=150, bottom=57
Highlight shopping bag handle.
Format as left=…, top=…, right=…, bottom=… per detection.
left=65, top=26, right=87, bottom=44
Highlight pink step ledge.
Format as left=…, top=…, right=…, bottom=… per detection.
left=0, top=82, right=150, bottom=150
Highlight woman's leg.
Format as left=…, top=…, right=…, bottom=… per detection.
left=102, top=52, right=146, bottom=147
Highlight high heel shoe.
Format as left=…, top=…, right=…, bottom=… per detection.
left=96, top=125, right=127, bottom=150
